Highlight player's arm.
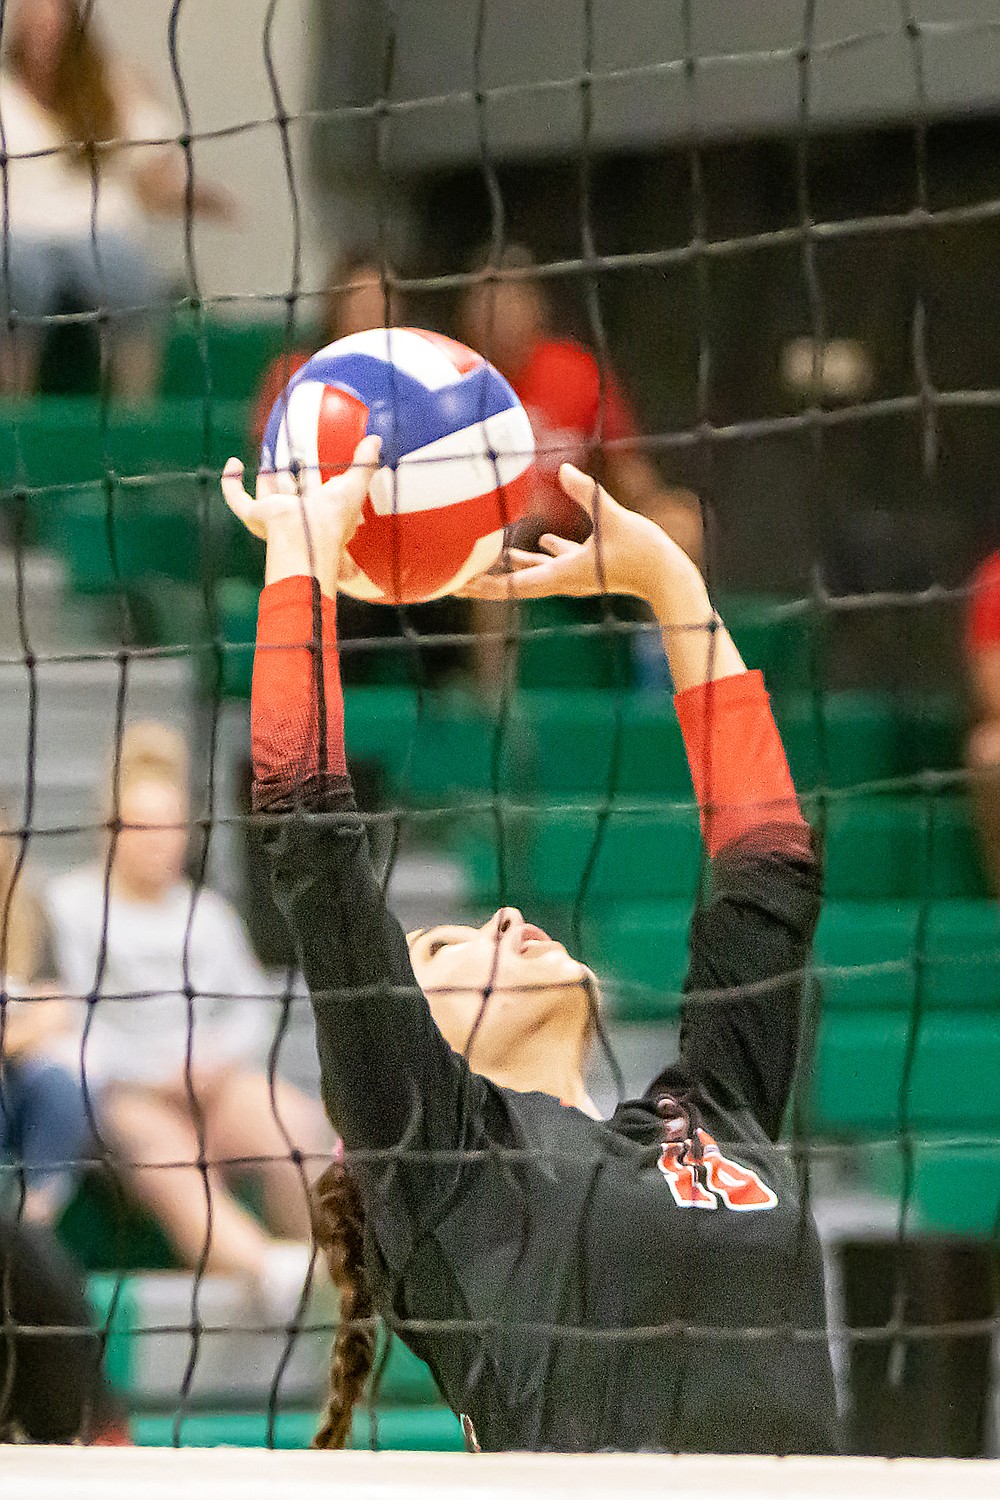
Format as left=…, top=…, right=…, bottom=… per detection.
left=221, top=443, right=489, bottom=1215
left=464, top=465, right=819, bottom=1138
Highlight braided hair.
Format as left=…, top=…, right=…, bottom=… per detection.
left=310, top=1156, right=376, bottom=1450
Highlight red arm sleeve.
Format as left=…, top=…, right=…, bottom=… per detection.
left=966, top=555, right=1000, bottom=657
left=251, top=575, right=346, bottom=807
left=674, top=669, right=808, bottom=859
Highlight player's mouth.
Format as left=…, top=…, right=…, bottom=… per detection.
left=515, top=922, right=558, bottom=953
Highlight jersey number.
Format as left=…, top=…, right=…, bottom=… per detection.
left=657, top=1129, right=778, bottom=1212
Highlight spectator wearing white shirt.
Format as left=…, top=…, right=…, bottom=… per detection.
left=0, top=0, right=235, bottom=398
left=46, top=721, right=330, bottom=1295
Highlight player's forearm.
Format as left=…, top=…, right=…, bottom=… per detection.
left=645, top=550, right=745, bottom=694
left=251, top=575, right=346, bottom=807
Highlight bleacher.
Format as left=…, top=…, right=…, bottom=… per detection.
left=4, top=317, right=997, bottom=1446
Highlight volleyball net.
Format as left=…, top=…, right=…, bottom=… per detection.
left=1, top=0, right=999, bottom=1471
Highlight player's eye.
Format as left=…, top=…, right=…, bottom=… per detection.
left=427, top=938, right=450, bottom=957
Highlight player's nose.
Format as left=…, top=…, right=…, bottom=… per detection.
left=486, top=907, right=525, bottom=940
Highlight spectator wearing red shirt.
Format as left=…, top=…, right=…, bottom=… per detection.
left=250, top=250, right=401, bottom=452
left=966, top=550, right=1000, bottom=890
left=457, top=244, right=702, bottom=562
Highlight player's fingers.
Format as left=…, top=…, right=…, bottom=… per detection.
left=537, top=533, right=577, bottom=557
left=221, top=460, right=261, bottom=534
left=558, top=462, right=612, bottom=522
left=255, top=469, right=279, bottom=501
left=466, top=562, right=564, bottom=601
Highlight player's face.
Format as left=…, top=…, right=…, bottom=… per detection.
left=407, top=908, right=594, bottom=1075
left=113, top=779, right=189, bottom=898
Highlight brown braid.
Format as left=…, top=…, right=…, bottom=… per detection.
left=310, top=1158, right=377, bottom=1450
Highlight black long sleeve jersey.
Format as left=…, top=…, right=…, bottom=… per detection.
left=253, top=578, right=838, bottom=1455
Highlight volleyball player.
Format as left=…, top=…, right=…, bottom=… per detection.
left=221, top=437, right=839, bottom=1454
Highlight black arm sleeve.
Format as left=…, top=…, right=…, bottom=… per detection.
left=672, top=830, right=822, bottom=1140
left=261, top=777, right=491, bottom=1238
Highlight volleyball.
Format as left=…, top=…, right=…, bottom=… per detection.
left=259, top=328, right=536, bottom=604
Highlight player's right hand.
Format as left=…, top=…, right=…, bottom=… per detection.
left=221, top=435, right=381, bottom=596
left=460, top=462, right=697, bottom=605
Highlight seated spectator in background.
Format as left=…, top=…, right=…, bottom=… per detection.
left=966, top=549, right=1000, bottom=892
left=1, top=814, right=90, bottom=1226
left=250, top=249, right=400, bottom=451
left=45, top=721, right=331, bottom=1308
left=0, top=0, right=235, bottom=399
left=457, top=244, right=703, bottom=563
left=457, top=244, right=702, bottom=688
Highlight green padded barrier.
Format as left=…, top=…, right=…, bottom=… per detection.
left=460, top=800, right=702, bottom=909
left=814, top=902, right=921, bottom=1011
left=161, top=319, right=319, bottom=403
left=581, top=899, right=692, bottom=1022
left=132, top=1405, right=465, bottom=1451
left=923, top=900, right=1000, bottom=1008
left=86, top=1274, right=140, bottom=1394
left=822, top=796, right=989, bottom=901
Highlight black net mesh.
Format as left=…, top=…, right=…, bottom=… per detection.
left=0, top=0, right=998, bottom=1460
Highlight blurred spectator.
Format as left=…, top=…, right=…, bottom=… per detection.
left=0, top=814, right=90, bottom=1226
left=457, top=244, right=702, bottom=562
left=250, top=249, right=399, bottom=451
left=0, top=1212, right=129, bottom=1443
left=457, top=244, right=702, bottom=689
left=45, top=722, right=331, bottom=1303
left=965, top=551, right=1000, bottom=892
left=0, top=0, right=235, bottom=399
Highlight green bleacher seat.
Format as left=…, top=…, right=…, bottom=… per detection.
left=808, top=1011, right=913, bottom=1134
left=863, top=1140, right=1000, bottom=1237
left=161, top=318, right=318, bottom=403
left=581, top=899, right=691, bottom=1022
left=516, top=597, right=635, bottom=690
left=924, top=900, right=1000, bottom=1007
left=822, top=794, right=988, bottom=900
left=814, top=901, right=921, bottom=1011
left=717, top=592, right=814, bottom=694
left=460, top=799, right=702, bottom=910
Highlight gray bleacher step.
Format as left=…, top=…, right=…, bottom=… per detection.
left=93, top=1271, right=330, bottom=1408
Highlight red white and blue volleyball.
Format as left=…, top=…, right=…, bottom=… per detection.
left=260, top=328, right=535, bottom=605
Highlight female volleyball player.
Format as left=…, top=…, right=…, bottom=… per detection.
left=221, top=437, right=839, bottom=1455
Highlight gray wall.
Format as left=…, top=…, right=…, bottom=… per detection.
left=312, top=0, right=1000, bottom=175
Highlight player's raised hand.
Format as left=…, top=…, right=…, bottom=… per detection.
left=221, top=435, right=381, bottom=596
left=461, top=461, right=697, bottom=606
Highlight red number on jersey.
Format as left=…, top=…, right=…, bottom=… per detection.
left=657, top=1129, right=778, bottom=1212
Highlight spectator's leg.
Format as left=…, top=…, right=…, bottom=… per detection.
left=0, top=237, right=60, bottom=395
left=6, top=1058, right=90, bottom=1226
left=967, top=720, right=1000, bottom=894
left=101, top=1084, right=274, bottom=1277
left=68, top=228, right=164, bottom=402
left=203, top=1070, right=331, bottom=1241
